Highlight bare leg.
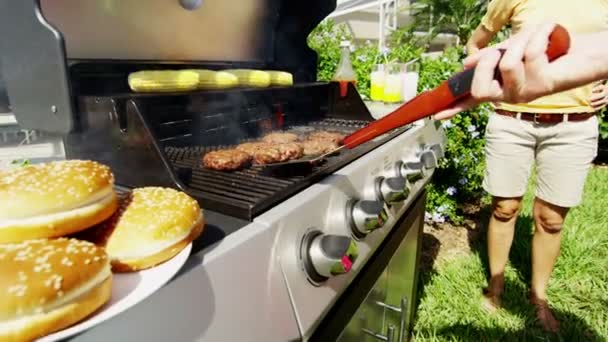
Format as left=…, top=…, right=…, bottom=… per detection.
left=482, top=196, right=522, bottom=311
left=530, top=197, right=569, bottom=332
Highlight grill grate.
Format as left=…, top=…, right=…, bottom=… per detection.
left=164, top=119, right=410, bottom=220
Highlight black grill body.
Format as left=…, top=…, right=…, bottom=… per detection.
left=66, top=82, right=408, bottom=220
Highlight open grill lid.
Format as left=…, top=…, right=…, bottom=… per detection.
left=0, top=0, right=336, bottom=134
left=0, top=0, right=409, bottom=222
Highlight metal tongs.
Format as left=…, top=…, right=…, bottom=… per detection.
left=263, top=25, right=570, bottom=176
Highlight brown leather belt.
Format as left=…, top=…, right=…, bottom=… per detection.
left=495, top=109, right=595, bottom=124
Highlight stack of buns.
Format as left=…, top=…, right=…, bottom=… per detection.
left=0, top=159, right=205, bottom=341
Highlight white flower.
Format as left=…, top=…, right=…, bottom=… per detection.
left=459, top=178, right=468, bottom=185
left=447, top=186, right=457, bottom=195
left=467, top=124, right=477, bottom=132
left=471, top=131, right=480, bottom=138
left=442, top=120, right=453, bottom=129
left=432, top=212, right=445, bottom=223
left=424, top=211, right=432, bottom=222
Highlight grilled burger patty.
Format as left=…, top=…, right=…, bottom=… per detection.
left=252, top=148, right=282, bottom=165
left=302, top=139, right=339, bottom=156
left=261, top=132, right=299, bottom=144
left=237, top=141, right=304, bottom=165
left=202, top=149, right=251, bottom=171
left=276, top=142, right=304, bottom=160
left=204, top=131, right=341, bottom=170
left=307, top=130, right=346, bottom=145
left=253, top=143, right=304, bottom=165
left=236, top=142, right=270, bottom=155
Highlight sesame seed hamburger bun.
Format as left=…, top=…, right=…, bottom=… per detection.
left=79, top=187, right=204, bottom=272
left=0, top=238, right=112, bottom=342
left=0, top=160, right=119, bottom=243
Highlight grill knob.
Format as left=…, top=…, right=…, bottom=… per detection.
left=429, top=143, right=445, bottom=159
left=398, top=160, right=425, bottom=183
left=376, top=176, right=411, bottom=204
left=420, top=149, right=438, bottom=169
left=302, top=232, right=358, bottom=283
left=348, top=200, right=388, bottom=238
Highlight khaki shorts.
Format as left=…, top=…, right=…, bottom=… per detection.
left=483, top=112, right=599, bottom=208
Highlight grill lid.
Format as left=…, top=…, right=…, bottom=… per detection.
left=0, top=0, right=336, bottom=134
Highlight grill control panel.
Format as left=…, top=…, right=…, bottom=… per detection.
left=259, top=118, right=446, bottom=339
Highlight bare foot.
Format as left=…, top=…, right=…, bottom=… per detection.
left=480, top=274, right=504, bottom=313
left=530, top=293, right=560, bottom=333
left=481, top=290, right=501, bottom=313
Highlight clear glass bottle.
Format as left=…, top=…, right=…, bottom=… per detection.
left=370, top=64, right=386, bottom=102
left=382, top=63, right=403, bottom=103
left=400, top=61, right=420, bottom=103
left=333, top=41, right=357, bottom=97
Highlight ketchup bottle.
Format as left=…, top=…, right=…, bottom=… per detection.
left=332, top=41, right=357, bottom=97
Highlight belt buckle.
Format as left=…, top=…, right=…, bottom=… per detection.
left=533, top=113, right=540, bottom=124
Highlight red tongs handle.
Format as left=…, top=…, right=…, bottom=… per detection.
left=343, top=24, right=571, bottom=149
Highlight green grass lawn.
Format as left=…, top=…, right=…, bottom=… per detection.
left=413, top=166, right=608, bottom=341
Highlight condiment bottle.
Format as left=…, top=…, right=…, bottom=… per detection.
left=332, top=41, right=357, bottom=97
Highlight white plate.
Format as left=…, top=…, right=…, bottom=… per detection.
left=37, top=243, right=193, bottom=342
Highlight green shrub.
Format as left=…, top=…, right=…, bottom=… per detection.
left=308, top=20, right=489, bottom=225
left=409, top=0, right=490, bottom=43
left=599, top=108, right=608, bottom=140
left=307, top=20, right=353, bottom=83
left=417, top=47, right=490, bottom=224
left=308, top=21, right=426, bottom=99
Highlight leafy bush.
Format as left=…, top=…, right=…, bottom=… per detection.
left=416, top=47, right=490, bottom=224
left=409, top=0, right=490, bottom=43
left=307, top=20, right=353, bottom=83
left=599, top=108, right=608, bottom=140
left=308, top=20, right=489, bottom=224
left=308, top=21, right=426, bottom=99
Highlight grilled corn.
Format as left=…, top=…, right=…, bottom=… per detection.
left=128, top=70, right=199, bottom=92
left=223, top=69, right=271, bottom=87
left=184, top=69, right=239, bottom=89
left=267, top=70, right=293, bottom=86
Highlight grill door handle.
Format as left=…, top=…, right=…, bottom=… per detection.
left=362, top=325, right=395, bottom=342
left=375, top=297, right=408, bottom=342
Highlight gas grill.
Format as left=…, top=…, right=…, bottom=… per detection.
left=0, top=1, right=446, bottom=341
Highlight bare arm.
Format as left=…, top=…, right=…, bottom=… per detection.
left=466, top=25, right=497, bottom=55
left=435, top=23, right=608, bottom=119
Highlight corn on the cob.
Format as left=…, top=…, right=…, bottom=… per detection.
left=182, top=69, right=239, bottom=89
left=267, top=70, right=293, bottom=86
left=223, top=69, right=271, bottom=88
left=128, top=70, right=199, bottom=92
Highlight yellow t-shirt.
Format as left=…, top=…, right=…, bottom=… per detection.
left=481, top=0, right=608, bottom=113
